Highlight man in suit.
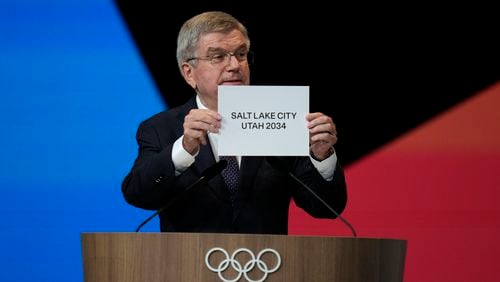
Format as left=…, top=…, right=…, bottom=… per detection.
left=122, top=11, right=347, bottom=234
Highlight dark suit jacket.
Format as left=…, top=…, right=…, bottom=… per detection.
left=122, top=96, right=347, bottom=234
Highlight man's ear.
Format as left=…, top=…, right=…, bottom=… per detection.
left=181, top=62, right=197, bottom=89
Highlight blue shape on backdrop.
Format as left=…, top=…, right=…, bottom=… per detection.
left=0, top=1, right=165, bottom=281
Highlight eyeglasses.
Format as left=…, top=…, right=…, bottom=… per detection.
left=186, top=49, right=254, bottom=66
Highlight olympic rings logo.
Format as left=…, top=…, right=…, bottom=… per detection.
left=205, top=247, right=281, bottom=282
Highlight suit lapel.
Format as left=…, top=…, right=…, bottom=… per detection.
left=196, top=141, right=232, bottom=203
left=180, top=96, right=231, bottom=203
left=233, top=156, right=263, bottom=221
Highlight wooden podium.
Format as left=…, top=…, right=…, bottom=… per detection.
left=81, top=232, right=406, bottom=282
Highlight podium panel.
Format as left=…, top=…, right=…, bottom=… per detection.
left=81, top=232, right=406, bottom=282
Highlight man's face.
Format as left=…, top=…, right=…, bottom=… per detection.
left=182, top=29, right=250, bottom=109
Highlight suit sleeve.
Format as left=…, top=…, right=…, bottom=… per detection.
left=121, top=120, right=179, bottom=210
left=290, top=157, right=348, bottom=219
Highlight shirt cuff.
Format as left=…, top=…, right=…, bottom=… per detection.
left=172, top=136, right=197, bottom=176
left=309, top=151, right=337, bottom=181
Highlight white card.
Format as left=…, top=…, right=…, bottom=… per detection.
left=218, top=85, right=309, bottom=156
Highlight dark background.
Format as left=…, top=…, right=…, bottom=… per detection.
left=115, top=2, right=499, bottom=165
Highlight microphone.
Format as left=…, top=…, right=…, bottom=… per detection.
left=267, top=157, right=357, bottom=237
left=135, top=160, right=228, bottom=232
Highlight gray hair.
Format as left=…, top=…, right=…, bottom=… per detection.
left=176, top=11, right=250, bottom=71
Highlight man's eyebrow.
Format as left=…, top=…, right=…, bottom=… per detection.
left=206, top=47, right=226, bottom=53
left=206, top=45, right=248, bottom=53
left=207, top=47, right=223, bottom=51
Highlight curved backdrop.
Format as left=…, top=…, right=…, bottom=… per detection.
left=0, top=1, right=163, bottom=281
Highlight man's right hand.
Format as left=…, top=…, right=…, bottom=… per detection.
left=182, top=109, right=221, bottom=155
